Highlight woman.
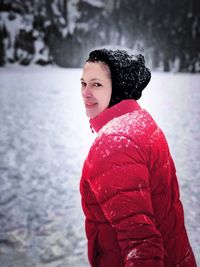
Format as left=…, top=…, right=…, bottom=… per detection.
left=80, top=48, right=196, bottom=267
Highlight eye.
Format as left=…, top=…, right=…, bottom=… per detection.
left=93, top=82, right=102, bottom=87
left=81, top=81, right=86, bottom=87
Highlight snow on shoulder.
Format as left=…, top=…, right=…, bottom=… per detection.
left=98, top=109, right=155, bottom=138
left=89, top=109, right=160, bottom=163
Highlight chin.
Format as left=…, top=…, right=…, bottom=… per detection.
left=86, top=111, right=97, bottom=119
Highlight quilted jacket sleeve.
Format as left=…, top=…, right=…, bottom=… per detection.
left=87, top=134, right=165, bottom=267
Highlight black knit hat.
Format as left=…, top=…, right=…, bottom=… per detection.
left=86, top=48, right=151, bottom=107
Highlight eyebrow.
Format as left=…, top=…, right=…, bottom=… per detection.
left=80, top=78, right=101, bottom=82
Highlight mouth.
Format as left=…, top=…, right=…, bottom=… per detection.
left=85, top=102, right=98, bottom=109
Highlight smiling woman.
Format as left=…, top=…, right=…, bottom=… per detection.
left=79, top=48, right=197, bottom=267
left=81, top=61, right=112, bottom=119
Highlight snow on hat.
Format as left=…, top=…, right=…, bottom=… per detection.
left=86, top=48, right=151, bottom=106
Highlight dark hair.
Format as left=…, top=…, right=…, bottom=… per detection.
left=86, top=48, right=151, bottom=107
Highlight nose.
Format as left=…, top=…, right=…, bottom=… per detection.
left=82, top=86, right=92, bottom=98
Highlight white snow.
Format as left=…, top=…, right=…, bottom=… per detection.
left=82, top=0, right=105, bottom=8
left=127, top=248, right=139, bottom=260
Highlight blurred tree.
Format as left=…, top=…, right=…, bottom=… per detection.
left=0, top=20, right=7, bottom=66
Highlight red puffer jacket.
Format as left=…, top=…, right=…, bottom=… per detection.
left=80, top=100, right=196, bottom=267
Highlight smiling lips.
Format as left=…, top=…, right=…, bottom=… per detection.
left=85, top=102, right=97, bottom=109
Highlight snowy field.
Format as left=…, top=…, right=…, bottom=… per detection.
left=0, top=65, right=199, bottom=266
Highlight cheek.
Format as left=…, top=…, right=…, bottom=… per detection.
left=105, top=88, right=112, bottom=104
left=102, top=94, right=111, bottom=109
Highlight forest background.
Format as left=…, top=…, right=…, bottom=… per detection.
left=0, top=0, right=200, bottom=72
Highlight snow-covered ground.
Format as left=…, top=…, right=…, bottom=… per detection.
left=0, top=65, right=199, bottom=266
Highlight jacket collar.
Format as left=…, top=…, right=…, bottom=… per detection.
left=89, top=100, right=141, bottom=133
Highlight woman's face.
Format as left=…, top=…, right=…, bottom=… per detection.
left=81, top=62, right=112, bottom=119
